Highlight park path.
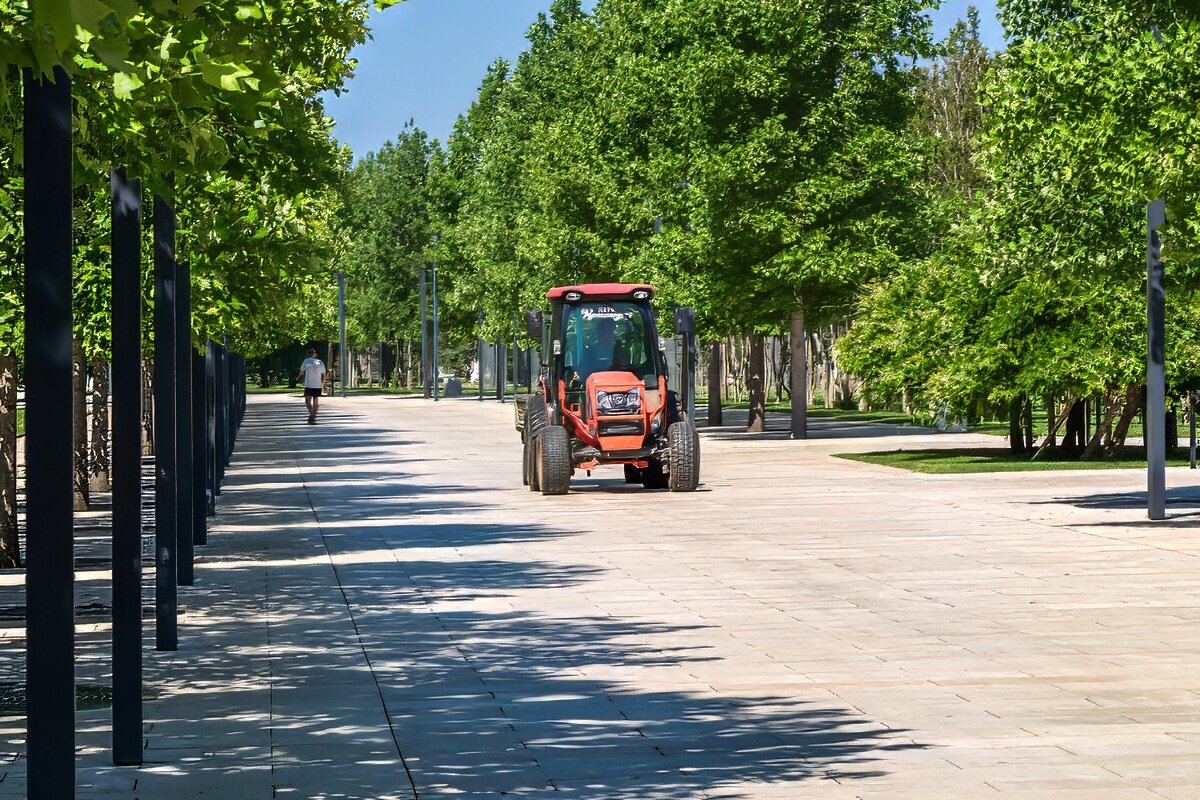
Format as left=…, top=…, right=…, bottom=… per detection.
left=4, top=392, right=1200, bottom=798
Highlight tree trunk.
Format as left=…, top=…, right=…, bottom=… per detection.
left=1082, top=391, right=1122, bottom=460
left=72, top=338, right=90, bottom=510
left=1008, top=395, right=1025, bottom=453
left=789, top=312, right=807, bottom=439
left=405, top=340, right=414, bottom=389
left=808, top=332, right=819, bottom=405
left=1111, top=384, right=1144, bottom=448
left=823, top=327, right=834, bottom=409
left=1030, top=399, right=1075, bottom=460
left=0, top=354, right=18, bottom=568
left=142, top=357, right=154, bottom=454
left=88, top=355, right=111, bottom=491
left=1023, top=396, right=1034, bottom=450
left=706, top=341, right=722, bottom=427
left=746, top=335, right=766, bottom=433
left=1044, top=395, right=1056, bottom=449
left=1061, top=399, right=1086, bottom=457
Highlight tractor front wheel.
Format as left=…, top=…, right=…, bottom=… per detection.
left=537, top=427, right=572, bottom=495
left=667, top=421, right=700, bottom=492
left=623, top=464, right=643, bottom=484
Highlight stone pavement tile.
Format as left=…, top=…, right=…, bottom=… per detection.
left=271, top=744, right=413, bottom=800
left=1154, top=786, right=1200, bottom=800
left=404, top=753, right=550, bottom=794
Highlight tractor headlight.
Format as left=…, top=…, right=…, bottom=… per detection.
left=650, top=413, right=663, bottom=433
left=596, top=388, right=641, bottom=415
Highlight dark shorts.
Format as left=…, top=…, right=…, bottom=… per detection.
left=304, top=387, right=322, bottom=398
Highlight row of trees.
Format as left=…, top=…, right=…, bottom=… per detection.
left=338, top=0, right=934, bottom=426
left=0, top=0, right=386, bottom=564
left=337, top=0, right=1200, bottom=456
left=841, top=0, right=1200, bottom=456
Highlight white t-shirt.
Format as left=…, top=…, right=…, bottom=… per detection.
left=299, top=357, right=326, bottom=389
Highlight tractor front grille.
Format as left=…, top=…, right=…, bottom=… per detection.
left=598, top=419, right=644, bottom=437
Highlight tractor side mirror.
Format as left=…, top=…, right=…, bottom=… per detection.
left=674, top=306, right=695, bottom=336
left=524, top=310, right=544, bottom=340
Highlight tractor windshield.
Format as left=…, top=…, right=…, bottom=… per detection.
left=563, top=301, right=658, bottom=386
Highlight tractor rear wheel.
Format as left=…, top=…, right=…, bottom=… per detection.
left=667, top=421, right=700, bottom=492
left=537, top=426, right=572, bottom=495
left=623, top=464, right=643, bottom=484
left=523, top=396, right=549, bottom=490
left=642, top=458, right=667, bottom=489
left=524, top=436, right=541, bottom=491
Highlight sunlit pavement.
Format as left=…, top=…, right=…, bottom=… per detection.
left=7, top=392, right=1200, bottom=798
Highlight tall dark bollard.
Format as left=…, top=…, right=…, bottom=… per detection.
left=1147, top=198, right=1167, bottom=520
left=175, top=262, right=194, bottom=586
left=419, top=268, right=430, bottom=398
left=153, top=180, right=178, bottom=652
left=192, top=353, right=207, bottom=546
left=238, top=355, right=247, bottom=428
left=23, top=65, right=76, bottom=798
left=498, top=341, right=507, bottom=403
left=110, top=167, right=143, bottom=765
left=215, top=344, right=228, bottom=480
left=205, top=341, right=218, bottom=509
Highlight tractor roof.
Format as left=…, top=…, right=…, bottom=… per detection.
left=545, top=283, right=656, bottom=301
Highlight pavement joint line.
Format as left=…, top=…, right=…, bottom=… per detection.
left=295, top=456, right=419, bottom=800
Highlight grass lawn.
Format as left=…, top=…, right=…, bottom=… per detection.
left=16, top=408, right=22, bottom=437
left=699, top=397, right=914, bottom=426
left=837, top=446, right=1195, bottom=474
left=704, top=396, right=1197, bottom=442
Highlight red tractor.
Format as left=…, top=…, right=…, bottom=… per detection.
left=517, top=283, right=700, bottom=494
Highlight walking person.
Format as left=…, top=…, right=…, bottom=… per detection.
left=298, top=348, right=327, bottom=424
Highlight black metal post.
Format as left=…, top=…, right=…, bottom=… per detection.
left=110, top=166, right=143, bottom=765
left=176, top=262, right=194, bottom=586
left=495, top=341, right=504, bottom=402
left=432, top=267, right=440, bottom=401
left=205, top=341, right=217, bottom=511
left=419, top=268, right=429, bottom=398
left=23, top=65, right=76, bottom=798
left=216, top=344, right=228, bottom=477
left=1191, top=393, right=1197, bottom=470
left=153, top=180, right=178, bottom=652
left=192, top=352, right=207, bottom=546
left=337, top=272, right=347, bottom=398
left=1147, top=198, right=1166, bottom=520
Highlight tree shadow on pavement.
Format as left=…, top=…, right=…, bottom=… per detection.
left=0, top=396, right=925, bottom=798
left=1034, top=486, right=1200, bottom=525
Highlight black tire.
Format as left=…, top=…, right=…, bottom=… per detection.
left=623, top=464, right=643, bottom=484
left=537, top=426, right=572, bottom=495
left=667, top=421, right=700, bottom=492
left=524, top=395, right=549, bottom=441
left=522, top=435, right=529, bottom=485
left=524, top=396, right=549, bottom=491
left=665, top=390, right=683, bottom=425
left=642, top=458, right=667, bottom=489
left=524, top=435, right=542, bottom=491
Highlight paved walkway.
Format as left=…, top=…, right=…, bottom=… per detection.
left=4, top=394, right=1200, bottom=798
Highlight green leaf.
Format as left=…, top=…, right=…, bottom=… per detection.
left=111, top=69, right=142, bottom=99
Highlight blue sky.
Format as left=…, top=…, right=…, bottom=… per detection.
left=325, top=0, right=1005, bottom=159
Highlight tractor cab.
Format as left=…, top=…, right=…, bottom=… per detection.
left=517, top=283, right=699, bottom=495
